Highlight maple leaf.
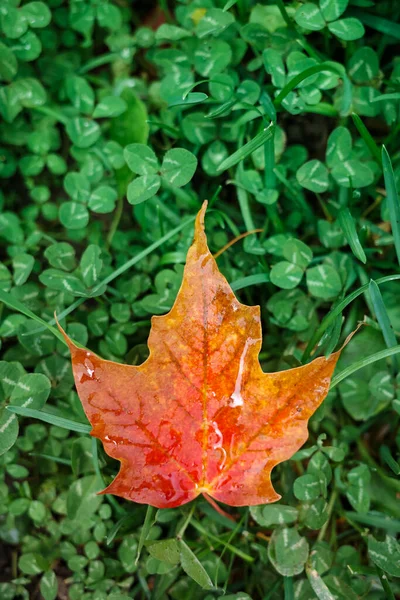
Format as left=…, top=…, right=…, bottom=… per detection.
left=60, top=202, right=348, bottom=508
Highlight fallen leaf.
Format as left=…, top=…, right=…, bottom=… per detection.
left=60, top=201, right=348, bottom=508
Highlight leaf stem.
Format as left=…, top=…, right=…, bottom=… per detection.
left=202, top=494, right=236, bottom=521
left=214, top=229, right=263, bottom=259
left=283, top=576, right=294, bottom=600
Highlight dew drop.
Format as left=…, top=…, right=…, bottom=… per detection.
left=228, top=339, right=251, bottom=407
left=211, top=421, right=227, bottom=470
left=84, top=358, right=95, bottom=378
left=104, top=435, right=117, bottom=446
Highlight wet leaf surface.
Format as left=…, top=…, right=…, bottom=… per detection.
left=61, top=203, right=345, bottom=508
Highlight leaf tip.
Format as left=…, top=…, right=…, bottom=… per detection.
left=381, top=144, right=392, bottom=166
left=337, top=323, right=363, bottom=355
left=194, top=200, right=209, bottom=246
left=54, top=312, right=79, bottom=356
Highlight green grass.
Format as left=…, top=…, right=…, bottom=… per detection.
left=0, top=0, right=400, bottom=599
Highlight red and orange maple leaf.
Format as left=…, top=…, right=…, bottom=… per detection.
left=60, top=202, right=346, bottom=508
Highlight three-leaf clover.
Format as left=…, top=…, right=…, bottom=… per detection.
left=295, top=1, right=365, bottom=42
left=124, top=144, right=198, bottom=205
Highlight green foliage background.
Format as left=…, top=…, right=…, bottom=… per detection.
left=0, top=0, right=400, bottom=598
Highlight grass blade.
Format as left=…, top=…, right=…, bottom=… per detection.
left=259, top=90, right=277, bottom=122
left=231, top=273, right=270, bottom=291
left=274, top=168, right=314, bottom=220
left=352, top=113, right=382, bottom=166
left=216, top=123, right=274, bottom=172
left=107, top=514, right=137, bottom=546
left=6, top=406, right=91, bottom=434
left=330, top=345, right=400, bottom=388
left=190, top=519, right=254, bottom=562
left=237, top=185, right=256, bottom=232
left=338, top=207, right=367, bottom=263
left=301, top=274, right=400, bottom=362
left=223, top=0, right=238, bottom=10
left=96, top=217, right=195, bottom=290
left=379, top=445, right=400, bottom=476
left=91, top=437, right=124, bottom=516
left=136, top=505, right=156, bottom=564
left=338, top=70, right=352, bottom=116
left=207, top=99, right=236, bottom=119
left=168, top=92, right=208, bottom=108
left=0, top=288, right=67, bottom=345
left=236, top=186, right=264, bottom=253
left=33, top=215, right=196, bottom=333
left=302, top=103, right=338, bottom=117
left=372, top=93, right=400, bottom=102
left=382, top=145, right=400, bottom=266
left=357, top=265, right=376, bottom=317
left=265, top=581, right=284, bottom=599
left=264, top=135, right=276, bottom=189
left=78, top=52, right=119, bottom=74
left=1, top=215, right=196, bottom=340
left=344, top=511, right=400, bottom=532
left=29, top=452, right=72, bottom=466
left=146, top=120, right=180, bottom=136
left=273, top=62, right=350, bottom=115
left=368, top=280, right=398, bottom=357
left=350, top=8, right=400, bottom=39
left=323, top=315, right=343, bottom=358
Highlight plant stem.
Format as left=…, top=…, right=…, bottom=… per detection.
left=283, top=576, right=294, bottom=600
left=317, top=489, right=338, bottom=542
left=214, top=229, right=263, bottom=259
left=91, top=438, right=125, bottom=516
left=376, top=566, right=396, bottom=600
left=177, top=502, right=196, bottom=538
left=79, top=52, right=119, bottom=74
left=107, top=196, right=124, bottom=248
left=159, top=0, right=173, bottom=23
left=34, top=105, right=69, bottom=125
